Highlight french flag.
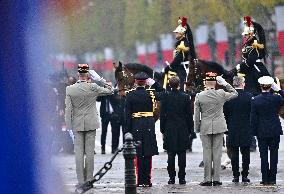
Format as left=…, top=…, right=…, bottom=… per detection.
left=146, top=41, right=158, bottom=67
left=214, top=22, right=229, bottom=62
left=104, top=47, right=114, bottom=71
left=136, top=41, right=147, bottom=64
left=85, top=53, right=99, bottom=71
left=275, top=5, right=284, bottom=55
left=64, top=54, right=77, bottom=69
left=160, top=34, right=174, bottom=63
left=195, top=24, right=211, bottom=60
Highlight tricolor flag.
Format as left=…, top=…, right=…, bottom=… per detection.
left=104, top=47, right=114, bottom=71
left=146, top=41, right=158, bottom=67
left=85, top=52, right=99, bottom=71
left=160, top=34, right=174, bottom=63
left=275, top=5, right=284, bottom=55
left=136, top=41, right=147, bottom=64
left=0, top=1, right=64, bottom=193
left=214, top=22, right=229, bottom=62
left=195, top=24, right=211, bottom=60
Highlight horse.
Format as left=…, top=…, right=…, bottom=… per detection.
left=113, top=61, right=162, bottom=121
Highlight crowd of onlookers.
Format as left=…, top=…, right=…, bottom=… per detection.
left=47, top=71, right=77, bottom=154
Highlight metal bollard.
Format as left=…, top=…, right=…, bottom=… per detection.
left=123, top=133, right=137, bottom=194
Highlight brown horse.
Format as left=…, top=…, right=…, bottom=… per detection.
left=113, top=61, right=162, bottom=121
left=114, top=60, right=284, bottom=119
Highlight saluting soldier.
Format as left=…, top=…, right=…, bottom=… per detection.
left=125, top=72, right=160, bottom=187
left=251, top=76, right=284, bottom=185
left=235, top=16, right=270, bottom=96
left=234, top=16, right=271, bottom=152
left=223, top=76, right=253, bottom=183
left=194, top=73, right=238, bottom=186
left=65, top=64, right=113, bottom=187
left=164, top=17, right=196, bottom=91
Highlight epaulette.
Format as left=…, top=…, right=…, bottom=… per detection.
left=176, top=41, right=189, bottom=52
left=252, top=40, right=264, bottom=49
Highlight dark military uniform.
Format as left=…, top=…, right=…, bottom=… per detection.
left=238, top=36, right=270, bottom=96
left=224, top=89, right=253, bottom=180
left=125, top=72, right=159, bottom=186
left=251, top=90, right=284, bottom=184
left=160, top=88, right=193, bottom=182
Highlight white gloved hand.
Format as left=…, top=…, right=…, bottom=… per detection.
left=216, top=76, right=228, bottom=86
left=146, top=78, right=155, bottom=86
left=89, top=70, right=102, bottom=81
left=271, top=82, right=281, bottom=92
left=236, top=64, right=240, bottom=71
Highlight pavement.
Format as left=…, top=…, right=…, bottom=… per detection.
left=52, top=108, right=284, bottom=194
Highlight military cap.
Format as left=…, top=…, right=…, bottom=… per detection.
left=205, top=72, right=218, bottom=81
left=258, top=76, right=274, bottom=85
left=78, top=63, right=89, bottom=73
left=134, top=72, right=149, bottom=80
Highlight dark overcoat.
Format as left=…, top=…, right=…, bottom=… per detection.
left=160, top=89, right=193, bottom=152
left=224, top=89, right=253, bottom=147
left=251, top=91, right=284, bottom=138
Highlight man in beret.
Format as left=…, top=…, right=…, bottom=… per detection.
left=194, top=73, right=238, bottom=186
left=251, top=76, right=284, bottom=185
left=65, top=64, right=113, bottom=187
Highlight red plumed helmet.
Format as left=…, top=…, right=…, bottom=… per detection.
left=242, top=16, right=254, bottom=36
left=174, top=17, right=187, bottom=34
left=243, top=16, right=252, bottom=27
left=181, top=17, right=187, bottom=27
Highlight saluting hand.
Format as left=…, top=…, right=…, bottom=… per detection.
left=216, top=76, right=228, bottom=86
left=271, top=82, right=281, bottom=92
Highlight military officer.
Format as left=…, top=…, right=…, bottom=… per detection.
left=235, top=16, right=270, bottom=96
left=251, top=76, right=284, bottom=185
left=125, top=72, right=160, bottom=187
left=65, top=64, right=113, bottom=187
left=194, top=73, right=238, bottom=186
left=164, top=17, right=196, bottom=91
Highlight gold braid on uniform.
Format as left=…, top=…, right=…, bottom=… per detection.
left=176, top=41, right=189, bottom=59
left=252, top=40, right=264, bottom=57
left=147, top=89, right=157, bottom=112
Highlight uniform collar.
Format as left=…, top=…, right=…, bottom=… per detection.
left=136, top=86, right=145, bottom=90
left=77, top=79, right=87, bottom=83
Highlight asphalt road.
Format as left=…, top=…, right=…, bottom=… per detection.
left=52, top=118, right=284, bottom=194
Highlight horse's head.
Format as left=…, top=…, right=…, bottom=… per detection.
left=114, top=61, right=135, bottom=96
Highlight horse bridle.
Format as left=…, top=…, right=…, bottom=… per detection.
left=117, top=65, right=135, bottom=94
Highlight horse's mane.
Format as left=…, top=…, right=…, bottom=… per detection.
left=125, top=63, right=153, bottom=77
left=199, top=60, right=228, bottom=75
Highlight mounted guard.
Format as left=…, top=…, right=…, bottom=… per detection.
left=235, top=16, right=270, bottom=96
left=164, top=17, right=197, bottom=91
